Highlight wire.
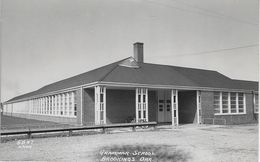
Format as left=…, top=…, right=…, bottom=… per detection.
left=150, top=44, right=258, bottom=58
left=143, top=0, right=258, bottom=27
left=169, top=0, right=258, bottom=26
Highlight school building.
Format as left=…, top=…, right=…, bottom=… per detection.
left=3, top=43, right=259, bottom=126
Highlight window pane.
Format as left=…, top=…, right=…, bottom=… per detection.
left=238, top=93, right=244, bottom=113
left=100, top=111, right=104, bottom=120
left=255, top=94, right=259, bottom=113
left=100, top=94, right=104, bottom=102
left=222, top=92, right=228, bottom=113
left=214, top=92, right=220, bottom=114
left=230, top=93, right=237, bottom=113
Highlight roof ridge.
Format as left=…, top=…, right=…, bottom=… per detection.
left=142, top=62, right=217, bottom=73
left=99, top=57, right=132, bottom=82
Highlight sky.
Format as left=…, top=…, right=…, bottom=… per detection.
left=1, top=0, right=259, bottom=102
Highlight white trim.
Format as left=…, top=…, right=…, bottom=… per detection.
left=171, top=90, right=175, bottom=126
left=146, top=89, right=149, bottom=122
left=220, top=92, right=223, bottom=113
left=5, top=82, right=99, bottom=104
left=135, top=88, right=139, bottom=122
left=176, top=90, right=179, bottom=126
left=95, top=86, right=107, bottom=125
left=214, top=92, right=246, bottom=115
left=135, top=88, right=148, bottom=122
left=140, top=89, right=144, bottom=120
left=80, top=87, right=84, bottom=125
left=254, top=93, right=259, bottom=113
left=5, top=81, right=256, bottom=104
left=118, top=64, right=139, bottom=68
left=215, top=113, right=246, bottom=116
left=243, top=93, right=246, bottom=114
left=171, top=89, right=179, bottom=126
left=228, top=92, right=231, bottom=114
left=99, top=81, right=254, bottom=93
left=236, top=93, right=239, bottom=114
left=196, top=91, right=201, bottom=124
left=103, top=87, right=107, bottom=124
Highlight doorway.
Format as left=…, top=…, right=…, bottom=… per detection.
left=157, top=90, right=172, bottom=123
left=178, top=90, right=197, bottom=124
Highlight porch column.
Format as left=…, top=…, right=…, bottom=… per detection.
left=80, top=87, right=84, bottom=125
left=135, top=88, right=148, bottom=122
left=196, top=90, right=202, bottom=124
left=171, top=89, right=178, bottom=126
left=95, top=86, right=106, bottom=125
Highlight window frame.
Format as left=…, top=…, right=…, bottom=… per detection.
left=214, top=91, right=246, bottom=115
left=254, top=93, right=259, bottom=114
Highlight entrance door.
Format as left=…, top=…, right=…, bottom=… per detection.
left=158, top=90, right=172, bottom=122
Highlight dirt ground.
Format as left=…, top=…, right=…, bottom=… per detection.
left=0, top=124, right=258, bottom=162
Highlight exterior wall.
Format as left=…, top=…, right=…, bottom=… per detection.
left=201, top=91, right=257, bottom=125
left=106, top=89, right=136, bottom=124
left=83, top=88, right=95, bottom=125
left=178, top=91, right=197, bottom=124
left=4, top=90, right=81, bottom=125
left=148, top=90, right=157, bottom=122
left=75, top=89, right=82, bottom=125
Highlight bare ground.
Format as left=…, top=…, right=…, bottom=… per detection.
left=0, top=124, right=258, bottom=162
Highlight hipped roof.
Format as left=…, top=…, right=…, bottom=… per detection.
left=6, top=57, right=258, bottom=103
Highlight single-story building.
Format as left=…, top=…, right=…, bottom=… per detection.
left=3, top=42, right=259, bottom=126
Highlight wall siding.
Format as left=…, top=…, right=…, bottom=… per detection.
left=75, top=89, right=82, bottom=125
left=201, top=91, right=257, bottom=125
left=83, top=88, right=95, bottom=125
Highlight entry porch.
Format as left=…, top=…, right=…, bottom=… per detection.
left=81, top=86, right=202, bottom=126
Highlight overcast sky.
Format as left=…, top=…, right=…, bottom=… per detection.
left=1, top=0, right=259, bottom=102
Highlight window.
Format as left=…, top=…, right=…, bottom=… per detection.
left=214, top=92, right=246, bottom=115
left=238, top=93, right=244, bottom=113
left=213, top=92, right=220, bottom=114
left=74, top=104, right=77, bottom=116
left=254, top=94, right=259, bottom=113
left=222, top=92, right=229, bottom=113
left=230, top=92, right=237, bottom=113
left=50, top=96, right=52, bottom=115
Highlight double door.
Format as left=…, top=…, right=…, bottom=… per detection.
left=158, top=90, right=172, bottom=122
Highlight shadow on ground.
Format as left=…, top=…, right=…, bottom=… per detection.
left=95, top=144, right=190, bottom=162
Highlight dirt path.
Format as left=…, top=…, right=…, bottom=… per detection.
left=0, top=124, right=258, bottom=162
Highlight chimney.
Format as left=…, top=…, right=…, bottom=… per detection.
left=133, top=42, right=144, bottom=63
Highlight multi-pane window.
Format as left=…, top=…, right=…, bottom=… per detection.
left=222, top=92, right=229, bottom=113
left=238, top=93, right=244, bottom=113
left=50, top=96, right=52, bottom=115
left=5, top=91, right=77, bottom=118
left=254, top=94, right=259, bottom=113
left=100, top=88, right=105, bottom=123
left=213, top=92, right=220, bottom=114
left=74, top=92, right=77, bottom=116
left=230, top=92, right=237, bottom=113
left=214, top=91, right=246, bottom=115
left=61, top=94, right=63, bottom=115
left=136, top=88, right=148, bottom=122
left=137, top=88, right=142, bottom=119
